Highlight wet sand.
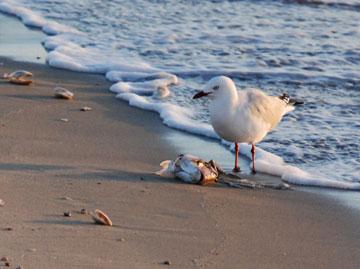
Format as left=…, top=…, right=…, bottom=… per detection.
left=1, top=57, right=360, bottom=269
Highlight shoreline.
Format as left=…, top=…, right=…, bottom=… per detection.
left=1, top=11, right=360, bottom=269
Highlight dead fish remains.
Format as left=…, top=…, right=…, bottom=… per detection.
left=156, top=154, right=221, bottom=185
left=156, top=154, right=292, bottom=190
left=2, top=70, right=33, bottom=85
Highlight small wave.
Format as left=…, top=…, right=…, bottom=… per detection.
left=283, top=0, right=360, bottom=11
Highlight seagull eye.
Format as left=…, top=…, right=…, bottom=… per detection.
left=213, top=85, right=219, bottom=90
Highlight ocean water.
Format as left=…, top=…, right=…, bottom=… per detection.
left=0, top=0, right=359, bottom=189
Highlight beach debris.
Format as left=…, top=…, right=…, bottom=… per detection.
left=90, top=209, right=113, bottom=226
left=80, top=106, right=92, bottom=111
left=80, top=208, right=88, bottom=215
left=54, top=87, right=74, bottom=100
left=59, top=118, right=69, bottom=122
left=156, top=154, right=221, bottom=185
left=1, top=257, right=10, bottom=267
left=2, top=70, right=33, bottom=85
left=0, top=199, right=5, bottom=207
left=63, top=211, right=72, bottom=217
left=61, top=196, right=73, bottom=201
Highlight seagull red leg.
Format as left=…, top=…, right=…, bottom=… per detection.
left=233, top=142, right=240, bottom=173
left=251, top=144, right=256, bottom=174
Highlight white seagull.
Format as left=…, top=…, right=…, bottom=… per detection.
left=193, top=76, right=302, bottom=173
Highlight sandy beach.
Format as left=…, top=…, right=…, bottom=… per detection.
left=1, top=57, right=360, bottom=269
left=1, top=9, right=360, bottom=269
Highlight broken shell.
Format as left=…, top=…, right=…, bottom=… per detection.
left=91, top=209, right=113, bottom=226
left=54, top=87, right=74, bottom=100
left=3, top=70, right=33, bottom=79
left=59, top=118, right=69, bottom=122
left=9, top=78, right=33, bottom=85
left=80, top=106, right=92, bottom=111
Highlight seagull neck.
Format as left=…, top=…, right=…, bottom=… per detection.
left=215, top=90, right=238, bottom=108
left=210, top=90, right=238, bottom=118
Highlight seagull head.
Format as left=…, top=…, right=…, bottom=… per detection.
left=193, top=76, right=236, bottom=100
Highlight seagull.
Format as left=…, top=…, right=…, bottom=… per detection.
left=193, top=76, right=302, bottom=173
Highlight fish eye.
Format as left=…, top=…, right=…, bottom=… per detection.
left=213, top=85, right=219, bottom=90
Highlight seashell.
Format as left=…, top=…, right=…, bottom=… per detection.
left=54, top=87, right=74, bottom=100
left=9, top=77, right=33, bottom=85
left=80, top=106, right=92, bottom=111
left=156, top=154, right=220, bottom=185
left=3, top=70, right=33, bottom=85
left=91, top=209, right=113, bottom=226
left=1, top=257, right=9, bottom=262
left=3, top=70, right=33, bottom=80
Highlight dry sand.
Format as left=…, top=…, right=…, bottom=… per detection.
left=0, top=57, right=360, bottom=269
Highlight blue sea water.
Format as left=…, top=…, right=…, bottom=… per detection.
left=0, top=0, right=359, bottom=188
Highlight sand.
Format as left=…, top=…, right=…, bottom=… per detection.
left=0, top=57, right=360, bottom=269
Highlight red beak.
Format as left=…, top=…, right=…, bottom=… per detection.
left=193, top=91, right=211, bottom=99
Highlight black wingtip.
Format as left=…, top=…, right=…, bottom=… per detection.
left=279, top=93, right=304, bottom=106
left=279, top=93, right=290, bottom=103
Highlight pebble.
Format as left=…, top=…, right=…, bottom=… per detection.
left=61, top=196, right=72, bottom=201
left=63, top=212, right=72, bottom=217
left=81, top=106, right=92, bottom=111
left=4, top=261, right=10, bottom=267
left=3, top=227, right=13, bottom=231
left=1, top=257, right=9, bottom=262
left=0, top=199, right=5, bottom=207
left=80, top=208, right=88, bottom=215
left=163, top=260, right=171, bottom=265
left=117, top=238, right=125, bottom=242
